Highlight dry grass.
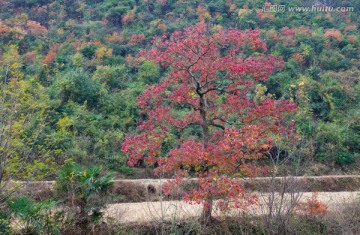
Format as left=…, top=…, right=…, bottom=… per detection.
left=5, top=176, right=360, bottom=203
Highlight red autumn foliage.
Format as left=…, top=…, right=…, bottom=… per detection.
left=293, top=53, right=305, bottom=64
left=344, top=25, right=356, bottom=33
left=26, top=20, right=47, bottom=36
left=281, top=27, right=296, bottom=37
left=0, top=22, right=10, bottom=34
left=196, top=5, right=211, bottom=22
left=23, top=51, right=37, bottom=64
left=283, top=37, right=296, bottom=47
left=256, top=9, right=275, bottom=21
left=324, top=29, right=342, bottom=41
left=295, top=26, right=313, bottom=36
left=122, top=23, right=296, bottom=220
left=124, top=54, right=140, bottom=66
left=347, top=35, right=356, bottom=43
left=266, top=29, right=279, bottom=41
left=157, top=23, right=167, bottom=32
left=42, top=51, right=56, bottom=65
left=128, top=33, right=146, bottom=46
left=122, top=10, right=135, bottom=24
left=42, top=43, right=60, bottom=65
left=295, top=192, right=328, bottom=216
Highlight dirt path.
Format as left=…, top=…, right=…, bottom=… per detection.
left=105, top=191, right=359, bottom=223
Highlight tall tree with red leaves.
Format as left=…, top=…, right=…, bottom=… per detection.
left=122, top=23, right=296, bottom=223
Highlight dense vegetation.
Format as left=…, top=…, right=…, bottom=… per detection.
left=0, top=0, right=359, bottom=233
left=1, top=0, right=359, bottom=180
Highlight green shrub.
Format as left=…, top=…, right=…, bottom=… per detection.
left=138, top=60, right=160, bottom=84
left=56, top=161, right=114, bottom=230
left=0, top=211, right=10, bottom=235
left=315, top=122, right=355, bottom=165
left=7, top=196, right=61, bottom=235
left=81, top=44, right=99, bottom=60
left=49, top=68, right=102, bottom=108
left=336, top=150, right=355, bottom=166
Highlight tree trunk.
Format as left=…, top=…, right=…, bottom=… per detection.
left=199, top=92, right=213, bottom=224
left=200, top=198, right=213, bottom=225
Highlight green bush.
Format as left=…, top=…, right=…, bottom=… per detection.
left=336, top=150, right=355, bottom=165
left=0, top=211, right=10, bottom=235
left=7, top=197, right=61, bottom=235
left=315, top=122, right=354, bottom=165
left=92, top=64, right=130, bottom=90
left=318, top=50, right=351, bottom=71
left=49, top=68, right=102, bottom=108
left=138, top=60, right=160, bottom=84
left=56, top=161, right=114, bottom=230
left=81, top=44, right=99, bottom=60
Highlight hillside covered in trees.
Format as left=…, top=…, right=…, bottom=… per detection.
left=1, top=0, right=358, bottom=179
left=1, top=0, right=360, bottom=234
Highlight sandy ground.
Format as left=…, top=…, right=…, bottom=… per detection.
left=104, top=191, right=359, bottom=223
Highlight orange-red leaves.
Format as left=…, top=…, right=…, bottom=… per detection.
left=295, top=192, right=328, bottom=216
left=122, top=23, right=296, bottom=211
